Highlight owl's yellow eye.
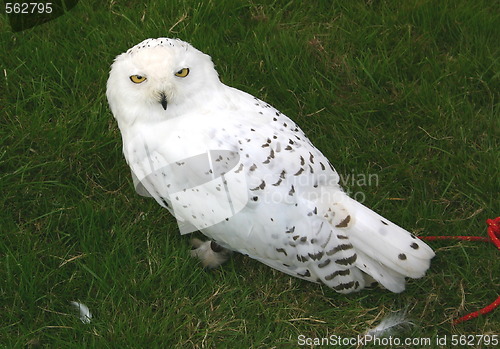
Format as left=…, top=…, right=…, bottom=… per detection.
left=130, top=75, right=147, bottom=83
left=175, top=68, right=190, bottom=77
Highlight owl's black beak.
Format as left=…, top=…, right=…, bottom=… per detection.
left=159, top=93, right=168, bottom=110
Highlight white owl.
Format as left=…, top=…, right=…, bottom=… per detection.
left=106, top=38, right=434, bottom=294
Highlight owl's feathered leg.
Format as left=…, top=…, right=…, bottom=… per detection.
left=190, top=238, right=232, bottom=268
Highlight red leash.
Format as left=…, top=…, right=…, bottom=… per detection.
left=419, top=217, right=500, bottom=324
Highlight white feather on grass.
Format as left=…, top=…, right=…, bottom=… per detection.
left=363, top=309, right=414, bottom=339
left=70, top=301, right=92, bottom=324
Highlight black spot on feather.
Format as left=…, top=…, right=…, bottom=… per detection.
left=234, top=163, right=244, bottom=173
left=160, top=197, right=169, bottom=208
left=325, top=269, right=350, bottom=281
left=335, top=254, right=357, bottom=265
left=326, top=244, right=353, bottom=256
left=250, top=180, right=266, bottom=191
left=276, top=248, right=287, bottom=256
left=335, top=215, right=351, bottom=228
left=298, top=270, right=311, bottom=278
left=308, top=251, right=324, bottom=260
left=294, top=168, right=304, bottom=176
left=318, top=259, right=331, bottom=268
left=333, top=281, right=356, bottom=291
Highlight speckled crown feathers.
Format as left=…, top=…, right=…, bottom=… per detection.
left=126, top=38, right=191, bottom=55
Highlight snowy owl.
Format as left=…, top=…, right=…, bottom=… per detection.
left=106, top=38, right=434, bottom=294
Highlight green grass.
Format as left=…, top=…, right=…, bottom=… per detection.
left=1, top=0, right=499, bottom=347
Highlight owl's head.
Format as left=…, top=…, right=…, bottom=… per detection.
left=106, top=38, right=220, bottom=125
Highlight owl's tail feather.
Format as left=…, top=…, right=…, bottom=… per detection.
left=340, top=195, right=435, bottom=293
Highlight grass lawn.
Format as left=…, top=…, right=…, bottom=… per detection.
left=1, top=0, right=498, bottom=347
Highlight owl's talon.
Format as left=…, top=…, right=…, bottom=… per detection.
left=190, top=238, right=231, bottom=269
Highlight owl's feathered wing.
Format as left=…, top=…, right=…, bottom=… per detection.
left=108, top=38, right=434, bottom=293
